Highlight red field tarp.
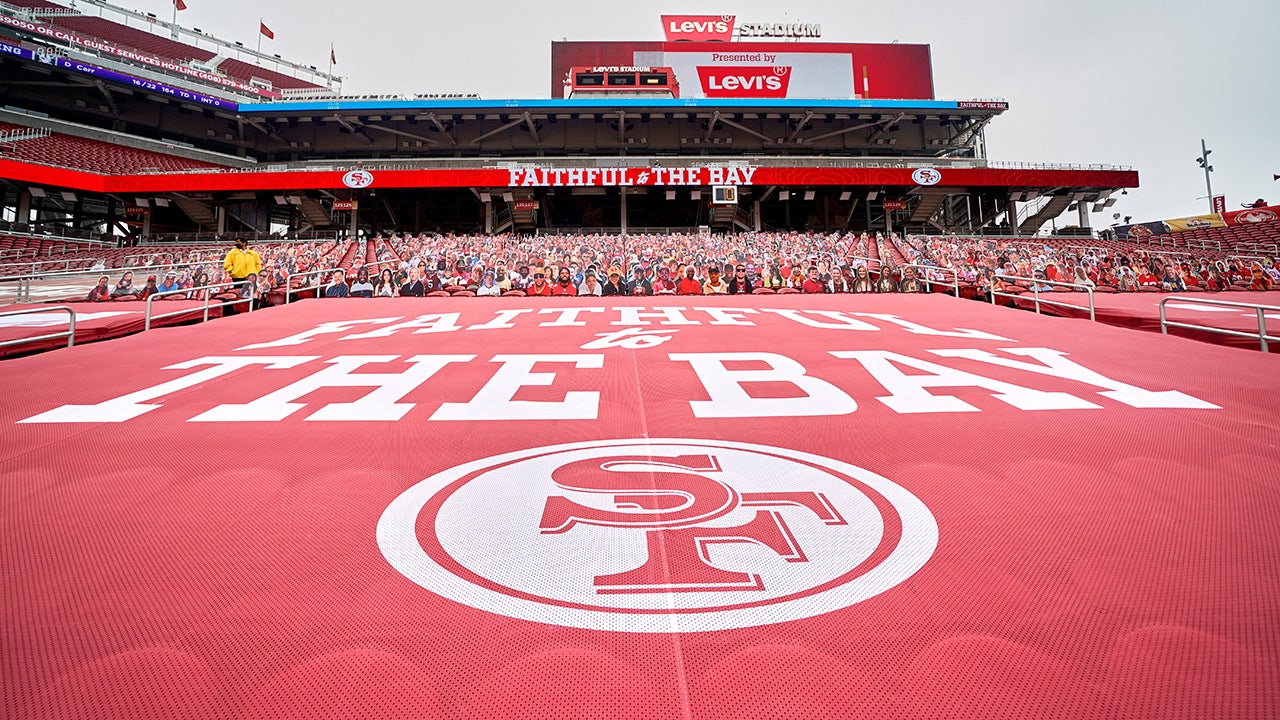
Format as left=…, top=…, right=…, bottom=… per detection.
left=2, top=295, right=1278, bottom=719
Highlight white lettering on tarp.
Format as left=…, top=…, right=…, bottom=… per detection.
left=580, top=328, right=678, bottom=350
left=671, top=352, right=857, bottom=419
left=16, top=348, right=1221, bottom=424
left=929, top=348, right=1220, bottom=409
left=538, top=307, right=605, bottom=327
left=238, top=318, right=403, bottom=350
left=853, top=314, right=1014, bottom=342
left=761, top=309, right=881, bottom=331
left=431, top=355, right=604, bottom=421
left=342, top=313, right=463, bottom=339
left=691, top=307, right=760, bottom=326
left=467, top=309, right=534, bottom=331
left=191, top=355, right=474, bottom=422
left=612, top=307, right=700, bottom=326
left=18, top=356, right=316, bottom=423
left=832, top=351, right=1099, bottom=414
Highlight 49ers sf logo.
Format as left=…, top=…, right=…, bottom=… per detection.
left=378, top=439, right=937, bottom=632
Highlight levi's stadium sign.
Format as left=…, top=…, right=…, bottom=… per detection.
left=662, top=15, right=736, bottom=42
left=738, top=22, right=822, bottom=38
left=661, top=15, right=822, bottom=42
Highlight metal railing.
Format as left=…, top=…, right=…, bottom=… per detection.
left=282, top=267, right=341, bottom=304
left=1159, top=296, right=1280, bottom=353
left=903, top=263, right=960, bottom=297
left=0, top=305, right=76, bottom=351
left=992, top=275, right=1096, bottom=321
left=143, top=282, right=251, bottom=331
left=0, top=257, right=102, bottom=277
left=0, top=264, right=189, bottom=304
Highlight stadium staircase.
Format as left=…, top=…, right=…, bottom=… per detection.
left=170, top=194, right=217, bottom=230
left=1019, top=195, right=1074, bottom=235
left=906, top=188, right=952, bottom=227
left=298, top=198, right=334, bottom=230
left=709, top=205, right=752, bottom=231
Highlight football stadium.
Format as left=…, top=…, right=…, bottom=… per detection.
left=1, top=2, right=1278, bottom=718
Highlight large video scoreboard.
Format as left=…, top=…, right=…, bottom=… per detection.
left=552, top=15, right=934, bottom=101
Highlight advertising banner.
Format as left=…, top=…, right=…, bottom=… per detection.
left=1, top=40, right=236, bottom=110
left=1212, top=195, right=1226, bottom=215
left=0, top=157, right=1139, bottom=196
left=1222, top=205, right=1280, bottom=226
left=551, top=41, right=934, bottom=100
left=1113, top=220, right=1170, bottom=241
left=672, top=51, right=848, bottom=99
left=0, top=14, right=276, bottom=98
left=1163, top=214, right=1225, bottom=233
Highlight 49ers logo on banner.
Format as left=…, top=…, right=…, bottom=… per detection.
left=697, top=66, right=791, bottom=98
left=378, top=439, right=937, bottom=632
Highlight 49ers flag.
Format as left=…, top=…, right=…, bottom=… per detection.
left=259, top=21, right=274, bottom=40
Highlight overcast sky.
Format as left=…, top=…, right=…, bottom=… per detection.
left=116, top=0, right=1280, bottom=226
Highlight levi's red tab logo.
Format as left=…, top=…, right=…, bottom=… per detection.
left=662, top=14, right=735, bottom=42
left=698, top=66, right=792, bottom=98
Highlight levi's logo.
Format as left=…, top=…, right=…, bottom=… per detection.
left=661, top=14, right=735, bottom=42
left=672, top=19, right=728, bottom=34
left=698, top=66, right=791, bottom=98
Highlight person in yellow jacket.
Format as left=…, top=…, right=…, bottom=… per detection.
left=223, top=237, right=262, bottom=315
left=223, top=237, right=262, bottom=285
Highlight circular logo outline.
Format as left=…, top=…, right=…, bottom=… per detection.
left=342, top=170, right=374, bottom=189
left=378, top=439, right=937, bottom=633
left=911, top=167, right=942, bottom=186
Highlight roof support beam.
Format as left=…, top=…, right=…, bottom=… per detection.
left=523, top=112, right=539, bottom=145
left=423, top=113, right=456, bottom=146
left=787, top=111, right=814, bottom=143
left=800, top=115, right=898, bottom=145
left=93, top=80, right=117, bottom=115
left=718, top=117, right=775, bottom=145
left=471, top=117, right=525, bottom=146
left=703, top=111, right=720, bottom=143
left=364, top=124, right=438, bottom=145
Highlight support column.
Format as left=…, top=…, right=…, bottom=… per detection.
left=484, top=200, right=493, bottom=235
left=1077, top=200, right=1091, bottom=230
left=216, top=206, right=227, bottom=235
left=349, top=205, right=359, bottom=239
left=1006, top=198, right=1019, bottom=236
left=620, top=187, right=628, bottom=235
left=752, top=199, right=761, bottom=232
left=17, top=190, right=32, bottom=226
left=885, top=206, right=893, bottom=236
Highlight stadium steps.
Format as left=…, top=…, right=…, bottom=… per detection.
left=906, top=188, right=952, bottom=225
left=298, top=198, right=333, bottom=228
left=170, top=194, right=217, bottom=229
left=708, top=204, right=751, bottom=231
left=1019, top=195, right=1073, bottom=235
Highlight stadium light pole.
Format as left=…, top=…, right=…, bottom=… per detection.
left=1196, top=139, right=1214, bottom=213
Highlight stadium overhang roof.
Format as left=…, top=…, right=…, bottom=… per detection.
left=236, top=98, right=1008, bottom=115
